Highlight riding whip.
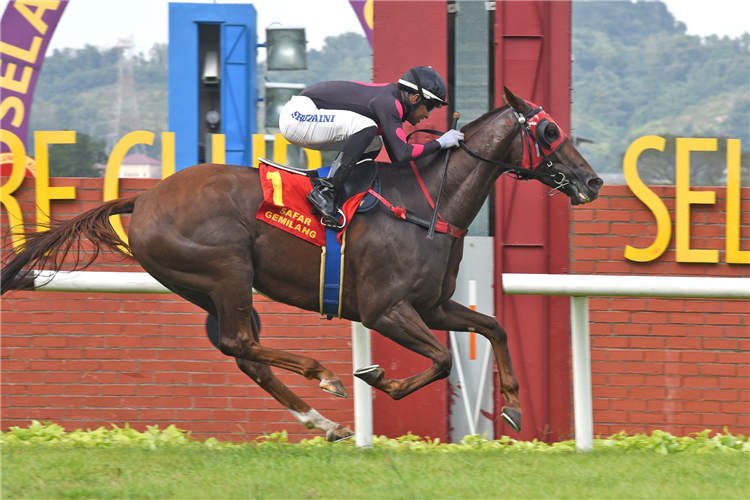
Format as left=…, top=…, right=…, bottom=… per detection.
left=427, top=112, right=460, bottom=240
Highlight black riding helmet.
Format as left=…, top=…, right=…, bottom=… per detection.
left=397, top=66, right=448, bottom=116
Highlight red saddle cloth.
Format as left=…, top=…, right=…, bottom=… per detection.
left=256, top=162, right=366, bottom=246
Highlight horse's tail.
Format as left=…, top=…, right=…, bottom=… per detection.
left=1, top=196, right=139, bottom=295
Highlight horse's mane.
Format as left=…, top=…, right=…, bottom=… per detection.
left=460, top=104, right=511, bottom=137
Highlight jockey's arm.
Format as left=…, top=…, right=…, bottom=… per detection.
left=374, top=98, right=442, bottom=163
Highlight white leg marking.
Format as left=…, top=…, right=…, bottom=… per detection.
left=289, top=409, right=336, bottom=432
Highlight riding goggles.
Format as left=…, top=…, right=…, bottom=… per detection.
left=424, top=100, right=444, bottom=112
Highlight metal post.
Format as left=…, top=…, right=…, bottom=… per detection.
left=449, top=330, right=477, bottom=436
left=570, top=295, right=593, bottom=451
left=473, top=343, right=492, bottom=431
left=351, top=322, right=373, bottom=448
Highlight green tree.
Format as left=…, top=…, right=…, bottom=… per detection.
left=571, top=1, right=749, bottom=180
left=47, top=132, right=107, bottom=177
left=573, top=0, right=686, bottom=45
left=35, top=45, right=119, bottom=99
left=30, top=43, right=169, bottom=158
left=30, top=34, right=371, bottom=168
left=134, top=43, right=168, bottom=84
left=258, top=32, right=372, bottom=86
left=635, top=135, right=749, bottom=187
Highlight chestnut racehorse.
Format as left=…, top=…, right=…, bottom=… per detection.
left=2, top=88, right=602, bottom=441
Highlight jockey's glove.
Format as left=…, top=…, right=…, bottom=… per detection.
left=437, top=129, right=465, bottom=149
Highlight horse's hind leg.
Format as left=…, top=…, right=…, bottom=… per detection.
left=144, top=265, right=349, bottom=400
left=235, top=359, right=354, bottom=442
left=420, top=300, right=522, bottom=433
left=212, top=278, right=349, bottom=399
left=235, top=311, right=353, bottom=442
left=168, top=285, right=353, bottom=441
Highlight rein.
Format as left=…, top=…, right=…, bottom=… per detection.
left=371, top=104, right=572, bottom=239
left=405, top=107, right=571, bottom=196
left=366, top=159, right=467, bottom=238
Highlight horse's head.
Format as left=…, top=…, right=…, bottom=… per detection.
left=502, top=87, right=603, bottom=205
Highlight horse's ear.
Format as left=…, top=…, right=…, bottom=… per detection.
left=503, top=87, right=526, bottom=113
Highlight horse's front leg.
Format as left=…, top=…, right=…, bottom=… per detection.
left=356, top=302, right=452, bottom=400
left=420, top=300, right=522, bottom=433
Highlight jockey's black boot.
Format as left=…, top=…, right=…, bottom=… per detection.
left=307, top=152, right=356, bottom=231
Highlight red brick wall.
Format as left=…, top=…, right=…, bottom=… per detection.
left=2, top=180, right=748, bottom=440
left=1, top=178, right=354, bottom=442
left=572, top=185, right=749, bottom=436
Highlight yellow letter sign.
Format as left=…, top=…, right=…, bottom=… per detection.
left=675, top=138, right=718, bottom=263
left=725, top=139, right=749, bottom=264
left=34, top=130, right=76, bottom=231
left=0, top=129, right=27, bottom=249
left=623, top=136, right=672, bottom=262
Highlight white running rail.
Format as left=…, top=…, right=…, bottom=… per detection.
left=30, top=271, right=375, bottom=447
left=32, top=271, right=171, bottom=293
left=30, top=271, right=749, bottom=451
left=501, top=273, right=750, bottom=451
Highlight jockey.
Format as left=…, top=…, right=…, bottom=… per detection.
left=279, top=66, right=464, bottom=230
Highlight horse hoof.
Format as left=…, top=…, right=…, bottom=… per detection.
left=353, top=365, right=384, bottom=385
left=326, top=425, right=355, bottom=442
left=501, top=407, right=522, bottom=433
left=320, top=379, right=349, bottom=398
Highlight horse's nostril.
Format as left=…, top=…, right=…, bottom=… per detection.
left=588, top=177, right=603, bottom=191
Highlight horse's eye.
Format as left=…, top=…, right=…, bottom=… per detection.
left=545, top=123, right=560, bottom=142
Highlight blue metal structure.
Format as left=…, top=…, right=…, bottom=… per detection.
left=169, top=3, right=258, bottom=170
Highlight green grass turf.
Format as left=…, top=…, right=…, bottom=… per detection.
left=2, top=446, right=748, bottom=499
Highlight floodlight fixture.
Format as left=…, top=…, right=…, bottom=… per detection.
left=205, top=110, right=221, bottom=131
left=266, top=25, right=307, bottom=70
left=202, top=50, right=220, bottom=84
left=265, top=82, right=305, bottom=129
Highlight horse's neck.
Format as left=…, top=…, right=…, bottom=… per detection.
left=432, top=107, right=517, bottom=230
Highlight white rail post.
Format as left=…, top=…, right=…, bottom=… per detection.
left=501, top=272, right=750, bottom=452
left=448, top=330, right=477, bottom=436
left=570, top=295, right=593, bottom=451
left=351, top=322, right=373, bottom=448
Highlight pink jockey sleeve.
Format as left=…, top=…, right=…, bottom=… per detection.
left=375, top=95, right=440, bottom=162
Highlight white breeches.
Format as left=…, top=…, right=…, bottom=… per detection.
left=279, top=95, right=383, bottom=153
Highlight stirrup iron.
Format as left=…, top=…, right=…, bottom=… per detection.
left=320, top=209, right=346, bottom=231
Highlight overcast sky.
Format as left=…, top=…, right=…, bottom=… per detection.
left=1, top=0, right=748, bottom=55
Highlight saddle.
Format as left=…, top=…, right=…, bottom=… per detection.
left=257, top=157, right=381, bottom=213
left=256, top=157, right=382, bottom=319
left=256, top=157, right=467, bottom=243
